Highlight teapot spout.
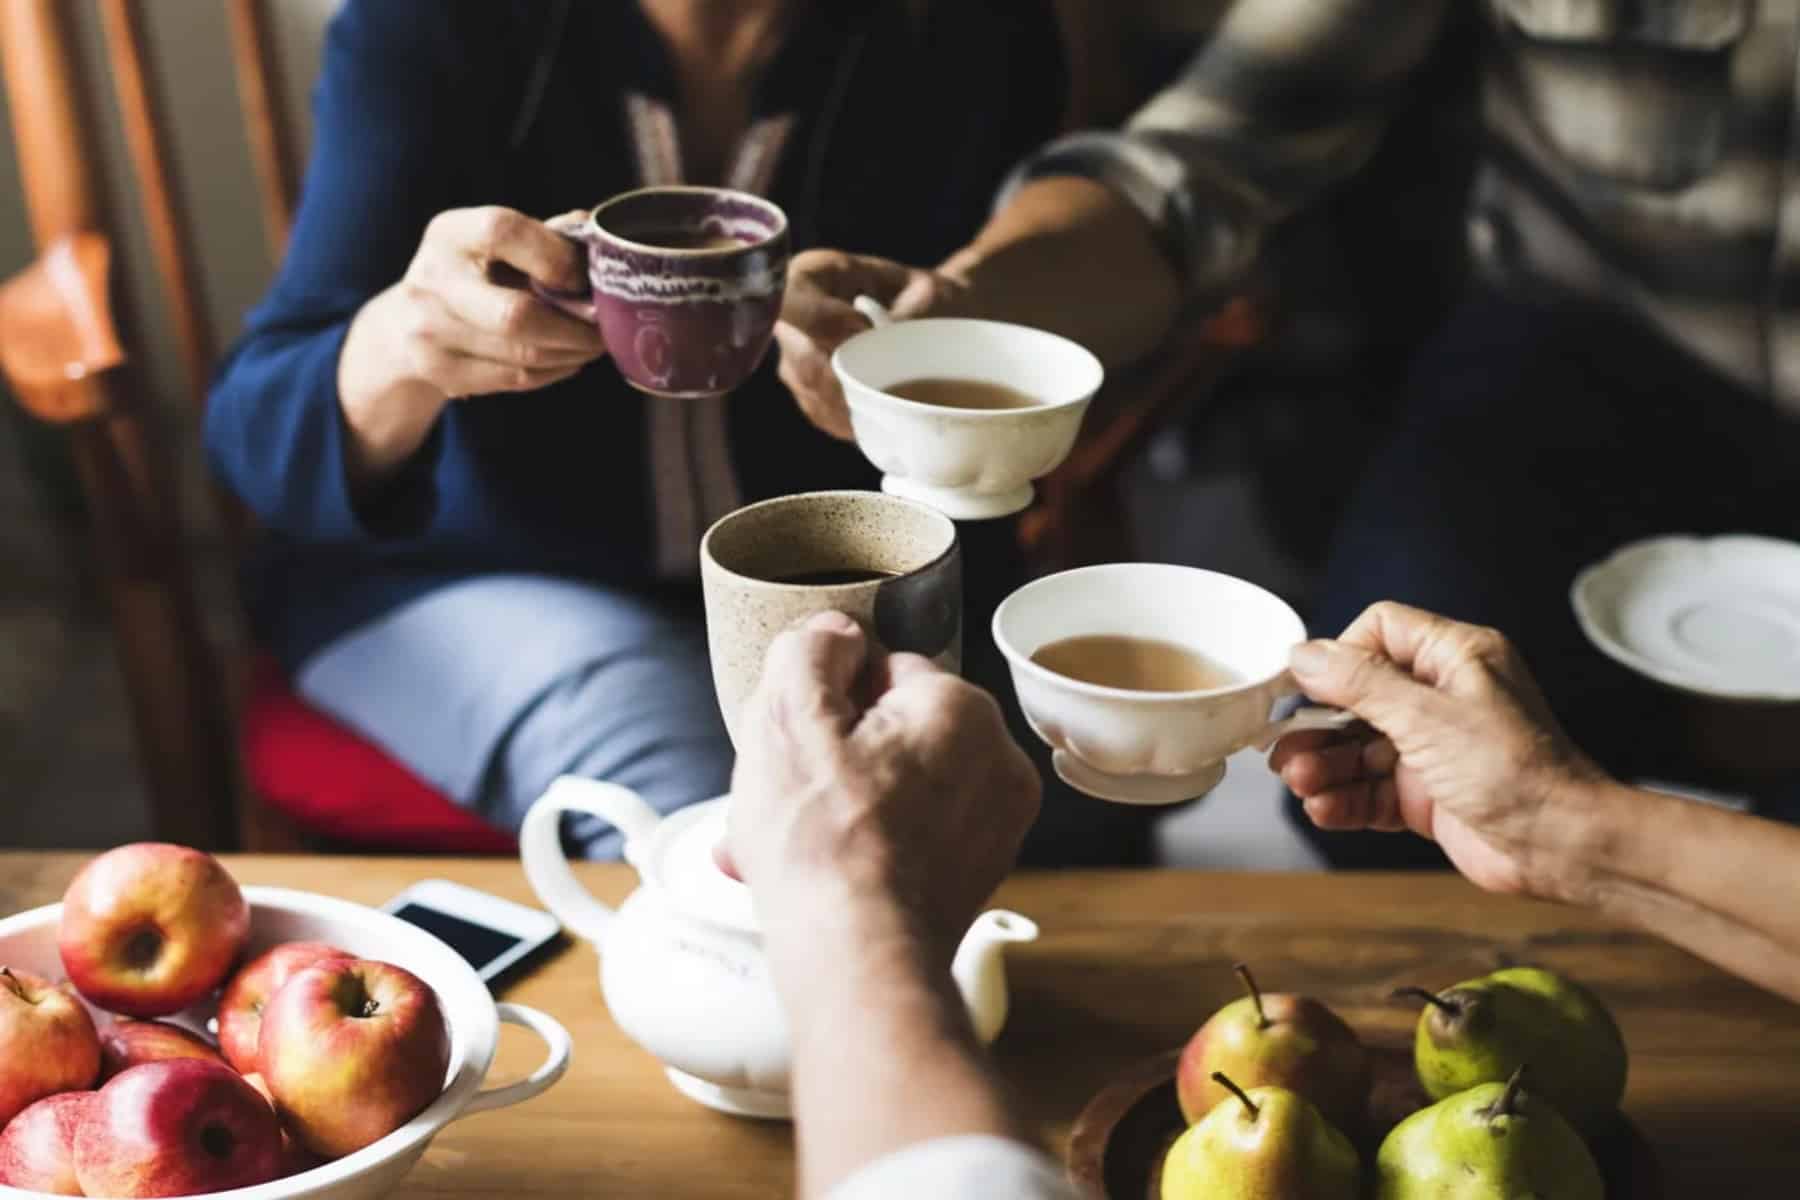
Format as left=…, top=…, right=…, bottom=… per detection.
left=952, top=910, right=1039, bottom=1045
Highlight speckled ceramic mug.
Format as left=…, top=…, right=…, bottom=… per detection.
left=700, top=491, right=962, bottom=745
left=537, top=186, right=788, bottom=398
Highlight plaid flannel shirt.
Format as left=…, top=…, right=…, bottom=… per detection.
left=1016, top=0, right=1800, bottom=415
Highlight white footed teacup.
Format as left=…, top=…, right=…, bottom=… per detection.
left=830, top=297, right=1101, bottom=520
left=993, top=563, right=1355, bottom=805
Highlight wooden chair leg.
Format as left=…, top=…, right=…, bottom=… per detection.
left=68, top=412, right=240, bottom=850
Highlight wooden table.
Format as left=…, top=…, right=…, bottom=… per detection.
left=6, top=854, right=1799, bottom=1195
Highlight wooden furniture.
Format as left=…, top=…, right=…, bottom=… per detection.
left=6, top=854, right=1797, bottom=1195
left=0, top=0, right=239, bottom=850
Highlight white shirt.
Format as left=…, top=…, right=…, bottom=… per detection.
left=828, top=1136, right=1078, bottom=1200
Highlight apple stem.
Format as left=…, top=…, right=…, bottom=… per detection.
left=1211, top=1071, right=1260, bottom=1120
left=1391, top=986, right=1459, bottom=1016
left=1234, top=962, right=1268, bottom=1029
left=0, top=967, right=20, bottom=1000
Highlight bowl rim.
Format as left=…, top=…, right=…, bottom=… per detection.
left=991, top=563, right=1305, bottom=704
left=0, top=886, right=499, bottom=1200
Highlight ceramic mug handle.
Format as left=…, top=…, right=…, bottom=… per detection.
left=1251, top=673, right=1359, bottom=750
left=519, top=775, right=664, bottom=944
left=853, top=294, right=895, bottom=327
left=530, top=210, right=598, bottom=324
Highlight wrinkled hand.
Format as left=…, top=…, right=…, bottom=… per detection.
left=725, top=612, right=1040, bottom=952
left=1271, top=602, right=1604, bottom=899
left=775, top=250, right=968, bottom=440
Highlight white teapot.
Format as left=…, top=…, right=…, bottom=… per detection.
left=520, top=775, right=1039, bottom=1119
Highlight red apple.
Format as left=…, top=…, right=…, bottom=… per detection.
left=259, top=959, right=450, bottom=1158
left=58, top=843, right=250, bottom=1018
left=73, top=1059, right=282, bottom=1198
left=241, top=1073, right=323, bottom=1178
left=100, top=1019, right=227, bottom=1080
left=0, top=966, right=101, bottom=1127
left=0, top=1091, right=96, bottom=1195
left=217, top=942, right=349, bottom=1073
left=1175, top=963, right=1370, bottom=1135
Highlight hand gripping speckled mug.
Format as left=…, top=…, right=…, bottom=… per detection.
left=700, top=491, right=962, bottom=745
left=537, top=186, right=789, bottom=398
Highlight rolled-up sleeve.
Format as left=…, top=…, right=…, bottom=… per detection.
left=1003, top=0, right=1451, bottom=298
left=827, top=1136, right=1077, bottom=1200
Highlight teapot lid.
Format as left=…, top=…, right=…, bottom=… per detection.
left=639, top=799, right=760, bottom=934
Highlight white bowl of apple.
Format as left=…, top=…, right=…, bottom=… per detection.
left=0, top=844, right=571, bottom=1200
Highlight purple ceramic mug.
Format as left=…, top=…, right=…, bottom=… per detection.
left=535, top=186, right=789, bottom=398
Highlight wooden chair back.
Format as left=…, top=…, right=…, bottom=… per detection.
left=0, top=0, right=303, bottom=849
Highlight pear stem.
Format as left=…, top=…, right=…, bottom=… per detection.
left=1211, top=1071, right=1260, bottom=1120
left=1489, top=1065, right=1527, bottom=1119
left=1392, top=986, right=1459, bottom=1016
left=1234, top=962, right=1268, bottom=1029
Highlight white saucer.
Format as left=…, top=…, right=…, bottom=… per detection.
left=1570, top=535, right=1800, bottom=703
left=1051, top=750, right=1228, bottom=806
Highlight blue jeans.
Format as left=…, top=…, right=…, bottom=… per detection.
left=1294, top=289, right=1800, bottom=868
left=295, top=575, right=733, bottom=859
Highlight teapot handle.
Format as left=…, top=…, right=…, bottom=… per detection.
left=519, top=776, right=663, bottom=944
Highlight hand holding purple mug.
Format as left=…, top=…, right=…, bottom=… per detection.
left=336, top=205, right=607, bottom=483
left=535, top=186, right=790, bottom=399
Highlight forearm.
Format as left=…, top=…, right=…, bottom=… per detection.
left=940, top=176, right=1179, bottom=367
left=336, top=286, right=449, bottom=488
left=1562, top=781, right=1800, bottom=1001
left=769, top=899, right=1022, bottom=1199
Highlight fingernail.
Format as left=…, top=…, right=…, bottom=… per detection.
left=806, top=610, right=862, bottom=636
left=1363, top=739, right=1399, bottom=774
left=1291, top=640, right=1334, bottom=678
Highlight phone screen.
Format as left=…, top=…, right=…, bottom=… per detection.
left=388, top=902, right=524, bottom=973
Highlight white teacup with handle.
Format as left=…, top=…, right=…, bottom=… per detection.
left=993, top=563, right=1354, bottom=805
left=829, top=296, right=1100, bottom=520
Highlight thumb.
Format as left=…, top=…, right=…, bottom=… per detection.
left=1289, top=638, right=1444, bottom=739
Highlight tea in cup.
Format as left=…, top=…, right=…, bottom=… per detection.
left=537, top=185, right=788, bottom=398
left=830, top=300, right=1101, bottom=520
left=700, top=491, right=961, bottom=744
left=992, top=563, right=1353, bottom=804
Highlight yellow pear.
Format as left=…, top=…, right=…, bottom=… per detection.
left=1162, top=1072, right=1360, bottom=1200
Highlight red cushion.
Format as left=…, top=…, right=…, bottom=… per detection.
left=242, top=654, right=517, bottom=854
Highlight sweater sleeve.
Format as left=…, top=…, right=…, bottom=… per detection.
left=204, top=0, right=502, bottom=544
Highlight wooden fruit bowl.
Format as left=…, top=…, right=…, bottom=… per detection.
left=1067, top=1042, right=1660, bottom=1199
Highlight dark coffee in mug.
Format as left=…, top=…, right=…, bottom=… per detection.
left=1030, top=634, right=1241, bottom=693
left=887, top=377, right=1041, bottom=411
left=772, top=568, right=901, bottom=586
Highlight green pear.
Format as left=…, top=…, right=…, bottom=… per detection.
left=1162, top=1072, right=1360, bottom=1200
left=1397, top=966, right=1626, bottom=1132
left=1177, top=964, right=1370, bottom=1135
left=1375, top=1067, right=1604, bottom=1199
